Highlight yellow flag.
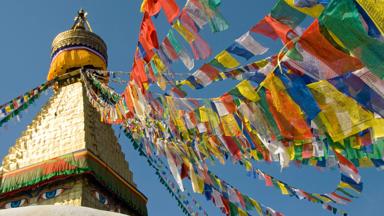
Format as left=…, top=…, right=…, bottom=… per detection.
left=199, top=107, right=209, bottom=122
left=244, top=160, right=253, bottom=171
left=215, top=51, right=240, bottom=69
left=356, top=0, right=384, bottom=35
left=5, top=105, right=11, bottom=113
left=284, top=0, right=324, bottom=17
left=359, top=158, right=374, bottom=168
left=238, top=207, right=247, bottom=216
left=250, top=198, right=263, bottom=216
left=221, top=114, right=241, bottom=136
left=178, top=80, right=195, bottom=89
left=140, top=0, right=148, bottom=12
left=277, top=182, right=289, bottom=195
left=172, top=19, right=195, bottom=43
left=308, top=80, right=375, bottom=142
left=152, top=53, right=167, bottom=73
left=237, top=80, right=260, bottom=102
left=372, top=118, right=384, bottom=140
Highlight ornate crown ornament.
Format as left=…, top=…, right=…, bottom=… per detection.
left=50, top=9, right=108, bottom=63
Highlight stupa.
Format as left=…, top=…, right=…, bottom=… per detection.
left=0, top=9, right=147, bottom=216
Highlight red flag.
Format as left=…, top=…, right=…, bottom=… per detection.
left=222, top=136, right=241, bottom=159
left=159, top=0, right=180, bottom=23
left=251, top=15, right=296, bottom=45
left=163, top=37, right=179, bottom=60
left=299, top=20, right=363, bottom=74
left=139, top=13, right=159, bottom=50
left=180, top=163, right=189, bottom=179
left=130, top=56, right=148, bottom=90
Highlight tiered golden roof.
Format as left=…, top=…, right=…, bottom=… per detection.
left=47, top=9, right=108, bottom=81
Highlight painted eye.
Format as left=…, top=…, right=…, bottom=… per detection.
left=41, top=188, right=64, bottom=200
left=94, top=191, right=108, bottom=205
left=4, top=198, right=27, bottom=208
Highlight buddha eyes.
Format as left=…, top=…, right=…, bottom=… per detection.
left=94, top=191, right=109, bottom=205
left=2, top=188, right=67, bottom=208
left=39, top=188, right=65, bottom=200
left=4, top=198, right=27, bottom=208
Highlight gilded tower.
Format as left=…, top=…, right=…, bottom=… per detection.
left=0, top=10, right=147, bottom=215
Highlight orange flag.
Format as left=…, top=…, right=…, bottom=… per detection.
left=141, top=0, right=161, bottom=16
left=159, top=0, right=180, bottom=23
left=139, top=13, right=159, bottom=50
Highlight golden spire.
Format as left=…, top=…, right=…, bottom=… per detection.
left=71, top=9, right=93, bottom=32
left=47, top=9, right=108, bottom=81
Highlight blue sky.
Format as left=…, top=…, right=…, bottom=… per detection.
left=0, top=1, right=383, bottom=215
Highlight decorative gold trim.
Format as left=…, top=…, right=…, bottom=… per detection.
left=51, top=29, right=107, bottom=62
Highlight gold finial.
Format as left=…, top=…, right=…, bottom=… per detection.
left=72, top=9, right=93, bottom=32
left=50, top=9, right=107, bottom=60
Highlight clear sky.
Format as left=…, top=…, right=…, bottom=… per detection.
left=0, top=1, right=383, bottom=215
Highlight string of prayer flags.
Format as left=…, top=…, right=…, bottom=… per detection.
left=57, top=1, right=384, bottom=215
left=82, top=65, right=384, bottom=216
left=0, top=80, right=53, bottom=118
left=0, top=80, right=54, bottom=127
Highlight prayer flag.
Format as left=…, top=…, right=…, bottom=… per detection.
left=139, top=13, right=159, bottom=50
left=226, top=43, right=254, bottom=60
left=235, top=32, right=269, bottom=56
left=211, top=51, right=240, bottom=70
left=140, top=0, right=161, bottom=16
left=299, top=20, right=363, bottom=74
left=308, top=80, right=374, bottom=142
left=251, top=15, right=296, bottom=45
left=173, top=19, right=196, bottom=43
left=284, top=0, right=324, bottom=17
left=159, top=0, right=180, bottom=23
left=229, top=80, right=260, bottom=102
